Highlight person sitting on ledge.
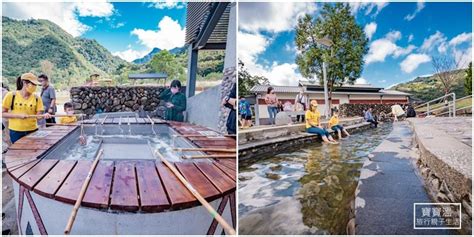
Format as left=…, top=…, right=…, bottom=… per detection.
left=158, top=80, right=186, bottom=122
left=364, top=107, right=378, bottom=128
left=305, top=100, right=338, bottom=144
left=329, top=109, right=350, bottom=139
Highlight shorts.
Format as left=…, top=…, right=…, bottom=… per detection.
left=241, top=114, right=252, bottom=120
left=331, top=125, right=344, bottom=131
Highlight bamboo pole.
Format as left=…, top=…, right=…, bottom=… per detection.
left=183, top=154, right=236, bottom=159
left=173, top=148, right=236, bottom=153
left=64, top=148, right=104, bottom=235
left=173, top=134, right=236, bottom=138
left=28, top=114, right=85, bottom=118
left=154, top=151, right=236, bottom=235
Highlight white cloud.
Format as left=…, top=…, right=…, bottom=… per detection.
left=408, top=34, right=414, bottom=42
left=355, top=78, right=368, bottom=84
left=349, top=2, right=388, bottom=17
left=365, top=31, right=416, bottom=64
left=149, top=0, right=185, bottom=9
left=449, top=32, right=472, bottom=46
left=239, top=2, right=317, bottom=33
left=237, top=31, right=270, bottom=64
left=113, top=48, right=149, bottom=62
left=453, top=47, right=472, bottom=69
left=131, top=16, right=185, bottom=50
left=364, top=22, right=377, bottom=40
left=400, top=53, right=431, bottom=73
left=75, top=1, right=114, bottom=17
left=248, top=62, right=304, bottom=86
left=2, top=2, right=114, bottom=37
left=420, top=31, right=447, bottom=52
left=404, top=1, right=425, bottom=21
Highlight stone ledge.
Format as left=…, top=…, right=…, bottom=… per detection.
left=238, top=117, right=365, bottom=145
left=238, top=122, right=371, bottom=161
left=408, top=117, right=472, bottom=235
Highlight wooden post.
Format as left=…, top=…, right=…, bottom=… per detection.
left=64, top=148, right=104, bottom=234
left=154, top=151, right=236, bottom=235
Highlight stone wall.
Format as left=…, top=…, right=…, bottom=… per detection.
left=70, top=86, right=179, bottom=117
left=339, top=104, right=394, bottom=119
left=217, top=67, right=236, bottom=133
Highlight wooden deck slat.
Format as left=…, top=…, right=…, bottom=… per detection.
left=8, top=143, right=50, bottom=150
left=9, top=159, right=41, bottom=179
left=156, top=161, right=196, bottom=208
left=110, top=161, right=139, bottom=211
left=175, top=163, right=220, bottom=200
left=55, top=161, right=93, bottom=204
left=213, top=162, right=236, bottom=181
left=136, top=118, right=146, bottom=124
left=82, top=160, right=114, bottom=209
left=136, top=161, right=170, bottom=212
left=195, top=162, right=235, bottom=194
left=35, top=160, right=77, bottom=198
left=17, top=159, right=58, bottom=190
left=214, top=159, right=236, bottom=171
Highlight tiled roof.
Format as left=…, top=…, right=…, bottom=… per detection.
left=250, top=85, right=410, bottom=96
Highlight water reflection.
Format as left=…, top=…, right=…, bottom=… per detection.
left=239, top=123, right=393, bottom=234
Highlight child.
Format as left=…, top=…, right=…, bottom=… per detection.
left=329, top=110, right=350, bottom=139
left=58, top=102, right=77, bottom=124
left=239, top=96, right=252, bottom=128
left=306, top=100, right=338, bottom=144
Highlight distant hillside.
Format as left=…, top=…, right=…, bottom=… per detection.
left=390, top=69, right=469, bottom=102
left=2, top=16, right=128, bottom=88
left=133, top=46, right=186, bottom=64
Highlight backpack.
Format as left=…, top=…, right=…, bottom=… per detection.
left=10, top=91, right=39, bottom=111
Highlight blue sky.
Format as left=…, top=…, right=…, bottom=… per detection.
left=2, top=1, right=187, bottom=62
left=238, top=2, right=472, bottom=88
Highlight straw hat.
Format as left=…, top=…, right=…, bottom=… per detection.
left=20, top=73, right=40, bottom=85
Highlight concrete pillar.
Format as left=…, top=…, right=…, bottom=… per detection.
left=255, top=94, right=260, bottom=126
left=186, top=44, right=198, bottom=98
left=223, top=3, right=236, bottom=70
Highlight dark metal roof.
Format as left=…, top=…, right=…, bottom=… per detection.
left=185, top=2, right=230, bottom=50
left=128, top=73, right=168, bottom=79
left=250, top=85, right=410, bottom=96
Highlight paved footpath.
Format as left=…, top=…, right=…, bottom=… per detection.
left=354, top=121, right=454, bottom=235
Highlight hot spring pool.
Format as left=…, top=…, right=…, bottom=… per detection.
left=42, top=124, right=203, bottom=162
left=238, top=123, right=393, bottom=235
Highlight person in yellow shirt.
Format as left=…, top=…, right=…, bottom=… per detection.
left=2, top=73, right=52, bottom=143
left=329, top=110, right=350, bottom=139
left=58, top=102, right=78, bottom=124
left=305, top=100, right=337, bottom=144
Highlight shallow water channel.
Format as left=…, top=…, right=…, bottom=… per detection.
left=238, top=123, right=393, bottom=235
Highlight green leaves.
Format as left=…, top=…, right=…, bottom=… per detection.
left=465, top=62, right=472, bottom=95
left=295, top=3, right=368, bottom=89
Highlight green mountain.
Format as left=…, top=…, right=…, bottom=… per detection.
left=390, top=69, right=469, bottom=102
left=2, top=16, right=128, bottom=89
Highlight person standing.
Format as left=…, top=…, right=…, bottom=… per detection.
left=2, top=73, right=52, bottom=144
left=158, top=80, right=186, bottom=122
left=223, top=83, right=237, bottom=135
left=294, top=87, right=308, bottom=123
left=239, top=96, right=252, bottom=129
left=38, top=74, right=57, bottom=126
left=264, top=87, right=278, bottom=125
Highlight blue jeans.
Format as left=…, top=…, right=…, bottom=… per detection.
left=307, top=127, right=330, bottom=137
left=331, top=125, right=344, bottom=131
left=10, top=129, right=37, bottom=144
left=267, top=106, right=278, bottom=125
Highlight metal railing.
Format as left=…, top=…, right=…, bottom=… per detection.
left=414, top=92, right=456, bottom=117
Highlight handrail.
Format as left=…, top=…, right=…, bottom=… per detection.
left=414, top=92, right=456, bottom=117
